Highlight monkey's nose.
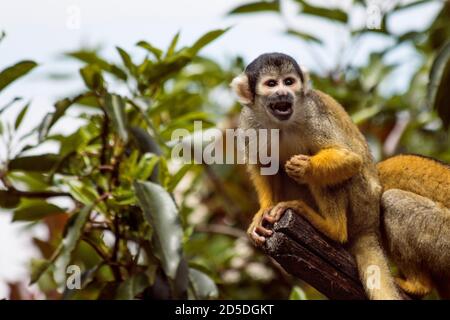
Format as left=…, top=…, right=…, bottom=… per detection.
left=276, top=90, right=288, bottom=96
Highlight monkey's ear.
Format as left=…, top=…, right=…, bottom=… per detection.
left=230, top=73, right=253, bottom=105
left=300, top=65, right=311, bottom=92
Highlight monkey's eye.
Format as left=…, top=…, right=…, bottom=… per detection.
left=284, top=77, right=295, bottom=86
left=265, top=79, right=277, bottom=87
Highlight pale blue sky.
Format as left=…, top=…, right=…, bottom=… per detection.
left=0, top=0, right=443, bottom=298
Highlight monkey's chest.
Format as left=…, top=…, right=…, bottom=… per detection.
left=278, top=132, right=310, bottom=164
left=277, top=170, right=318, bottom=210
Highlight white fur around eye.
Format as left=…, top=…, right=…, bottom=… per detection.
left=230, top=73, right=252, bottom=105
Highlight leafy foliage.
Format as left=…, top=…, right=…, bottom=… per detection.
left=0, top=29, right=236, bottom=299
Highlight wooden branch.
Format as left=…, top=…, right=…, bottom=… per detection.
left=262, top=209, right=393, bottom=300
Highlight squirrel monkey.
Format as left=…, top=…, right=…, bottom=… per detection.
left=378, top=154, right=450, bottom=299
left=231, top=53, right=401, bottom=300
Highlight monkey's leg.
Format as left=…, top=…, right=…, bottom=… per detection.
left=264, top=197, right=348, bottom=244
left=247, top=165, right=277, bottom=246
left=348, top=232, right=402, bottom=300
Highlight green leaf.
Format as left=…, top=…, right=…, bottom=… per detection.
left=116, top=47, right=136, bottom=74
left=67, top=50, right=127, bottom=80
left=129, top=126, right=162, bottom=155
left=38, top=93, right=94, bottom=142
left=0, top=190, right=21, bottom=208
left=129, top=127, right=161, bottom=182
left=58, top=205, right=93, bottom=271
left=137, top=41, right=163, bottom=60
left=141, top=52, right=192, bottom=85
left=189, top=268, right=218, bottom=299
left=189, top=28, right=230, bottom=56
left=7, top=171, right=50, bottom=191
left=66, top=180, right=105, bottom=215
left=104, top=93, right=129, bottom=142
left=30, top=259, right=52, bottom=285
left=297, top=0, right=348, bottom=23
left=29, top=243, right=63, bottom=285
left=115, top=273, right=150, bottom=300
left=0, top=97, right=22, bottom=115
left=228, top=1, right=279, bottom=14
left=166, top=32, right=180, bottom=58
left=0, top=61, right=37, bottom=93
left=80, top=65, right=104, bottom=91
left=287, top=29, right=322, bottom=45
left=111, top=188, right=137, bottom=206
left=135, top=154, right=160, bottom=181
left=133, top=180, right=183, bottom=279
left=13, top=200, right=64, bottom=221
left=8, top=154, right=59, bottom=172
left=14, top=102, right=30, bottom=130
left=428, top=41, right=450, bottom=129
left=289, top=286, right=307, bottom=300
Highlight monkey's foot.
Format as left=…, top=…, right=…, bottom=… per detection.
left=266, top=202, right=294, bottom=223
left=285, top=154, right=311, bottom=184
left=395, top=276, right=432, bottom=298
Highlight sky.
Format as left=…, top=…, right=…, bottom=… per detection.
left=0, top=0, right=443, bottom=298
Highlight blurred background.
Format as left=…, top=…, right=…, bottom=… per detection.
left=0, top=0, right=449, bottom=299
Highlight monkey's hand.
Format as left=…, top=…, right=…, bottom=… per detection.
left=248, top=202, right=307, bottom=246
left=247, top=207, right=275, bottom=246
left=285, top=154, right=311, bottom=184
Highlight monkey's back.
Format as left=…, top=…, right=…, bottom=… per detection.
left=382, top=188, right=450, bottom=281
left=377, top=154, right=450, bottom=208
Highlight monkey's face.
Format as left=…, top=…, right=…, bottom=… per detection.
left=254, top=71, right=302, bottom=122
left=231, top=53, right=308, bottom=128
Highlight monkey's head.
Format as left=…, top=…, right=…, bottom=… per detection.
left=231, top=52, right=309, bottom=126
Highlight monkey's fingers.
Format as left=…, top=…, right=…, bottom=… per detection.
left=250, top=230, right=267, bottom=246
left=292, top=154, right=310, bottom=161
left=285, top=162, right=309, bottom=183
left=285, top=163, right=303, bottom=174
left=262, top=213, right=277, bottom=224
left=255, top=225, right=273, bottom=237
left=270, top=205, right=288, bottom=221
left=287, top=154, right=311, bottom=167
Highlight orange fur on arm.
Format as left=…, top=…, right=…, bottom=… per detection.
left=309, top=147, right=363, bottom=186
left=249, top=165, right=274, bottom=208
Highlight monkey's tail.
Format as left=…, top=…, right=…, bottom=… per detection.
left=349, top=232, right=402, bottom=300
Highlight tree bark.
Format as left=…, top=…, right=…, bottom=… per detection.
left=262, top=209, right=406, bottom=300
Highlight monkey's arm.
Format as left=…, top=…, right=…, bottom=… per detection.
left=247, top=165, right=276, bottom=245
left=286, top=147, right=362, bottom=186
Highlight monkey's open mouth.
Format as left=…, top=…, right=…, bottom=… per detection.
left=269, top=101, right=293, bottom=120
